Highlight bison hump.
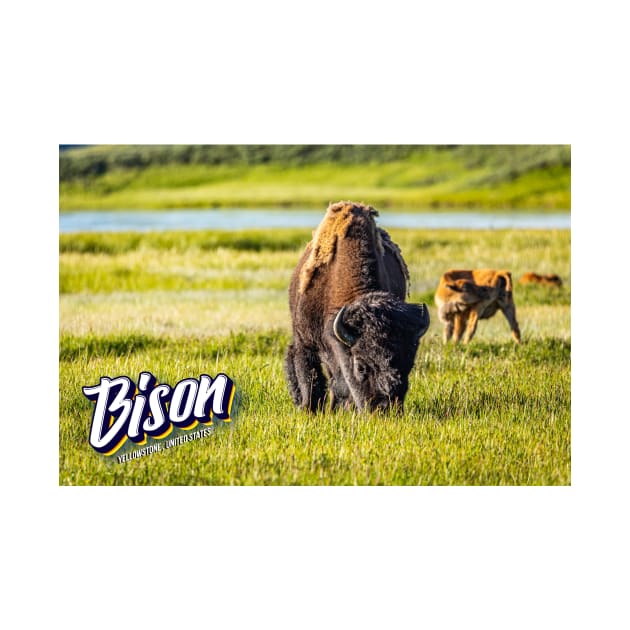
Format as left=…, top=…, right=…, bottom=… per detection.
left=298, top=201, right=384, bottom=294
left=379, top=228, right=410, bottom=292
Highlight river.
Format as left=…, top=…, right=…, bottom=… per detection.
left=59, top=209, right=571, bottom=233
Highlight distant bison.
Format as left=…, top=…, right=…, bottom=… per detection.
left=435, top=269, right=521, bottom=344
left=285, top=201, right=430, bottom=412
left=519, top=272, right=563, bottom=288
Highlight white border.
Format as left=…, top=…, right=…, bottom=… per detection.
left=5, top=1, right=628, bottom=628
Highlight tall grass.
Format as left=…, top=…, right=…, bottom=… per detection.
left=59, top=228, right=570, bottom=485
left=59, top=334, right=570, bottom=485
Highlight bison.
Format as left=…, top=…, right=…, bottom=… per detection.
left=434, top=269, right=521, bottom=344
left=285, top=201, right=430, bottom=412
left=519, top=272, right=563, bottom=288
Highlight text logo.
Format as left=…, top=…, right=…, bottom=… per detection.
left=82, top=372, right=235, bottom=456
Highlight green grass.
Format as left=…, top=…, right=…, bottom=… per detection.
left=59, top=228, right=570, bottom=485
left=59, top=146, right=571, bottom=210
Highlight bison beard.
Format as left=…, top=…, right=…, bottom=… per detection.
left=284, top=201, right=429, bottom=413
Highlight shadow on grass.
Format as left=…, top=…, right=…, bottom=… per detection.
left=460, top=337, right=570, bottom=364
left=59, top=333, right=158, bottom=360
left=60, top=329, right=292, bottom=361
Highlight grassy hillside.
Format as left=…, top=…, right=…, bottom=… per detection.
left=60, top=227, right=570, bottom=485
left=59, top=145, right=571, bottom=210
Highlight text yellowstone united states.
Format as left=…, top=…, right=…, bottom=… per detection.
left=115, top=426, right=216, bottom=463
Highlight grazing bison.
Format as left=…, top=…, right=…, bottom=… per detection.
left=434, top=269, right=521, bottom=344
left=519, top=272, right=563, bottom=288
left=285, top=201, right=430, bottom=412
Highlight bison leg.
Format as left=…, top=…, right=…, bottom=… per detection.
left=438, top=304, right=454, bottom=343
left=284, top=343, right=302, bottom=407
left=452, top=312, right=467, bottom=343
left=443, top=319, right=454, bottom=343
left=462, top=310, right=479, bottom=344
left=284, top=342, right=327, bottom=411
left=500, top=304, right=521, bottom=343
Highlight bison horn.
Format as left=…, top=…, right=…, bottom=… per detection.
left=333, top=306, right=357, bottom=347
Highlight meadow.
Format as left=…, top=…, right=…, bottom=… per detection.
left=59, top=227, right=570, bottom=485
left=59, top=145, right=571, bottom=210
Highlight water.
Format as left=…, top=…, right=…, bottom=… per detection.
left=59, top=209, right=571, bottom=233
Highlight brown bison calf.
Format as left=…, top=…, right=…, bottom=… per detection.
left=434, top=269, right=521, bottom=344
left=519, top=272, right=563, bottom=288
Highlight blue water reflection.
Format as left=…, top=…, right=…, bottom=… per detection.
left=60, top=209, right=571, bottom=233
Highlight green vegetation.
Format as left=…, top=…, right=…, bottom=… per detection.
left=59, top=145, right=570, bottom=210
left=59, top=227, right=570, bottom=485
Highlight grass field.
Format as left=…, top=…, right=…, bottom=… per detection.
left=59, top=146, right=571, bottom=210
left=59, top=227, right=570, bottom=485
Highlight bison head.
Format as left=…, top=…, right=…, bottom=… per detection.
left=329, top=292, right=430, bottom=412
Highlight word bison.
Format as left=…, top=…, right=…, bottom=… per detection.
left=285, top=201, right=430, bottom=412
left=434, top=269, right=521, bottom=344
left=519, top=272, right=563, bottom=288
